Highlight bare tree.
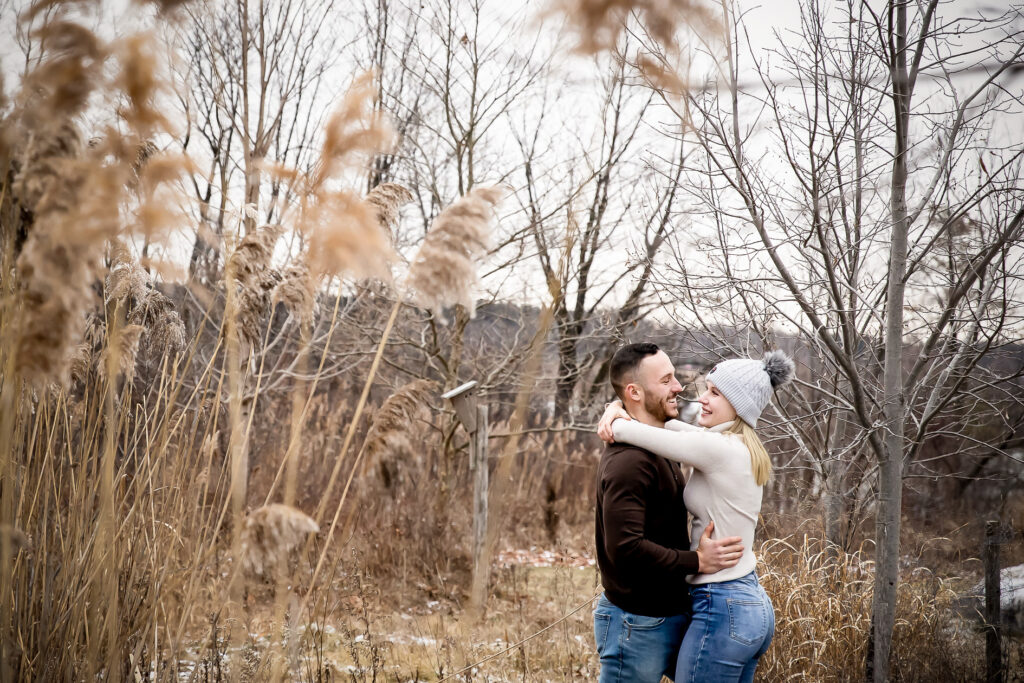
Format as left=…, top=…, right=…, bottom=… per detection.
left=509, top=51, right=686, bottom=418
left=173, top=0, right=341, bottom=283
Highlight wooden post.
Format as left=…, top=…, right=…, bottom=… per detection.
left=470, top=404, right=489, bottom=604
left=984, top=520, right=1002, bottom=683
left=440, top=381, right=490, bottom=608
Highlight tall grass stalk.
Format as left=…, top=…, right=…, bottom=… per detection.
left=261, top=285, right=344, bottom=505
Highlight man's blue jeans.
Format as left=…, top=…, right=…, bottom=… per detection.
left=674, top=572, right=775, bottom=683
left=593, top=593, right=690, bottom=682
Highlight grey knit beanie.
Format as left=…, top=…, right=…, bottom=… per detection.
left=705, top=351, right=794, bottom=428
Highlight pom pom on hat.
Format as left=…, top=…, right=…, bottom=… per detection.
left=763, top=350, right=794, bottom=388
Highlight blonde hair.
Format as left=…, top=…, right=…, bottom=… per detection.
left=726, top=420, right=772, bottom=486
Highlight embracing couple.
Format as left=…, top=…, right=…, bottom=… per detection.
left=593, top=343, right=793, bottom=682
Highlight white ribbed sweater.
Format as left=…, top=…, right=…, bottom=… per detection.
left=611, top=418, right=761, bottom=585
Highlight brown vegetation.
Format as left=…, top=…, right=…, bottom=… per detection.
left=1, top=0, right=1022, bottom=681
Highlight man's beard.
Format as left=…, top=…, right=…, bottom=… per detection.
left=644, top=392, right=675, bottom=423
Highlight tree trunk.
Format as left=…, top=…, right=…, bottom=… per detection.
left=554, top=325, right=580, bottom=418
left=870, top=3, right=911, bottom=680
left=822, top=460, right=844, bottom=557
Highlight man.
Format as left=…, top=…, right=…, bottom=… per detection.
left=594, top=343, right=745, bottom=681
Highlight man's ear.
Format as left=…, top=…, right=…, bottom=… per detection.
left=625, top=383, right=642, bottom=402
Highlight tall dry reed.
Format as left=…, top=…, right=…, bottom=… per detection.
left=0, top=4, right=210, bottom=679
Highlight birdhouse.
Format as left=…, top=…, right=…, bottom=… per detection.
left=442, top=380, right=478, bottom=433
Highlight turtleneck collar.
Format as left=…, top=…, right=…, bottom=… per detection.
left=708, top=420, right=736, bottom=433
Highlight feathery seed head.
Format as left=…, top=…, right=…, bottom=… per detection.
left=228, top=224, right=283, bottom=283
left=362, top=379, right=438, bottom=484
left=104, top=243, right=187, bottom=360
left=20, top=20, right=106, bottom=120
left=553, top=0, right=720, bottom=55
left=315, top=72, right=393, bottom=186
left=241, top=504, right=319, bottom=579
left=365, top=182, right=414, bottom=239
left=273, top=260, right=319, bottom=328
left=115, top=33, right=171, bottom=136
left=256, top=73, right=397, bottom=281
left=12, top=120, right=82, bottom=215
left=14, top=225, right=96, bottom=385
left=307, top=190, right=395, bottom=280
left=106, top=242, right=150, bottom=310
left=225, top=224, right=283, bottom=350
left=406, top=186, right=504, bottom=317
left=99, top=324, right=145, bottom=385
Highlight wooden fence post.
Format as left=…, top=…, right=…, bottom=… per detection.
left=470, top=404, right=489, bottom=605
left=984, top=520, right=1002, bottom=683
left=441, top=381, right=490, bottom=608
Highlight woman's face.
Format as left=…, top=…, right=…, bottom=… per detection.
left=697, top=380, right=738, bottom=428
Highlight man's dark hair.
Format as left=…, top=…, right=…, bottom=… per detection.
left=609, top=343, right=660, bottom=402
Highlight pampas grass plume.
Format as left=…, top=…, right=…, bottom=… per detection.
left=99, top=324, right=145, bottom=385
left=15, top=224, right=95, bottom=385
left=257, top=74, right=397, bottom=281
left=365, top=182, right=414, bottom=238
left=553, top=0, right=720, bottom=54
left=406, top=186, right=503, bottom=316
left=307, top=190, right=395, bottom=280
left=241, top=504, right=319, bottom=580
left=226, top=224, right=283, bottom=349
left=301, top=75, right=397, bottom=279
left=115, top=33, right=171, bottom=135
left=227, top=224, right=283, bottom=285
left=105, top=243, right=187, bottom=358
left=21, top=20, right=106, bottom=118
left=364, top=379, right=437, bottom=459
left=315, top=72, right=393, bottom=185
left=106, top=242, right=149, bottom=308
left=272, top=260, right=319, bottom=327
left=12, top=120, right=82, bottom=216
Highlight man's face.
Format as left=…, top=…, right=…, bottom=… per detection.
left=634, top=351, right=682, bottom=422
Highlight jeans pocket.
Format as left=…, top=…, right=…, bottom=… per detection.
left=625, top=613, right=666, bottom=631
left=726, top=598, right=765, bottom=646
left=593, top=612, right=611, bottom=652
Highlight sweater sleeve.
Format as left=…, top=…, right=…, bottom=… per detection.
left=665, top=419, right=701, bottom=433
left=601, top=452, right=700, bottom=577
left=612, top=419, right=742, bottom=472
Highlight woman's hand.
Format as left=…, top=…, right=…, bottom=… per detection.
left=597, top=400, right=631, bottom=443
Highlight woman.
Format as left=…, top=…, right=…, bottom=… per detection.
left=597, top=351, right=793, bottom=683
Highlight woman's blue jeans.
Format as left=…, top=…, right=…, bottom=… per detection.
left=675, top=572, right=775, bottom=683
left=593, top=594, right=690, bottom=682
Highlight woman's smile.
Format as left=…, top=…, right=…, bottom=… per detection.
left=697, top=380, right=738, bottom=428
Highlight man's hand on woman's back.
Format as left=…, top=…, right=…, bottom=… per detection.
left=695, top=520, right=744, bottom=574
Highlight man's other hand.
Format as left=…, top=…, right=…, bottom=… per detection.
left=695, top=520, right=744, bottom=574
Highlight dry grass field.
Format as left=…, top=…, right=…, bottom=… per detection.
left=3, top=0, right=1024, bottom=681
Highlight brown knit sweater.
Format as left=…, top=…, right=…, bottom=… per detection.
left=595, top=442, right=698, bottom=617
